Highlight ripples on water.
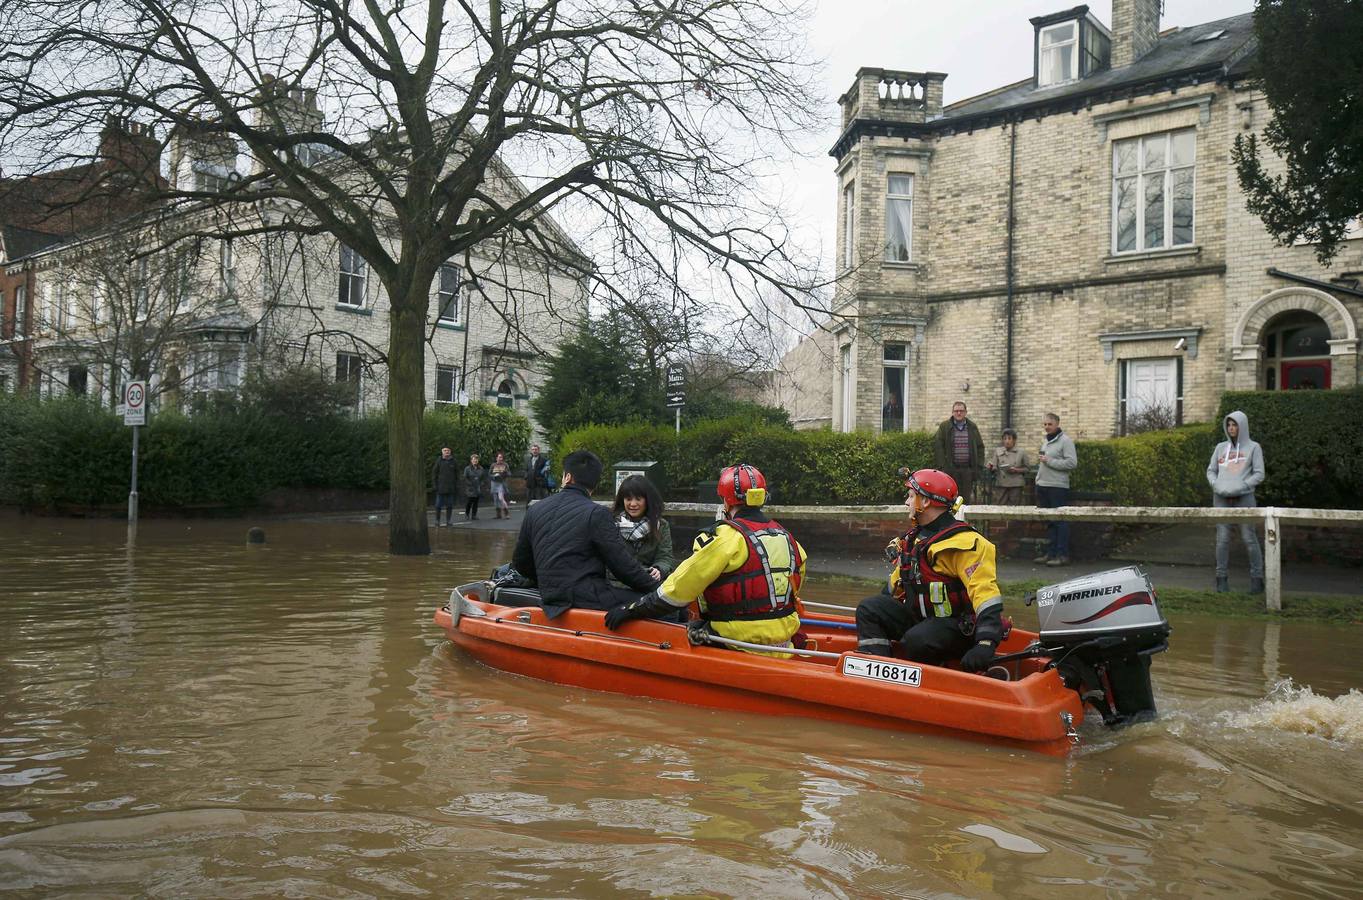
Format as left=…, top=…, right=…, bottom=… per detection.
left=2, top=513, right=1362, bottom=897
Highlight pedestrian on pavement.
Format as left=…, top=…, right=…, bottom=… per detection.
left=463, top=453, right=487, bottom=520
left=490, top=452, right=512, bottom=519
left=1034, top=412, right=1077, bottom=566
left=932, top=400, right=985, bottom=504
left=525, top=443, right=550, bottom=503
left=431, top=447, right=459, bottom=526
left=989, top=427, right=1030, bottom=505
left=1206, top=410, right=1266, bottom=593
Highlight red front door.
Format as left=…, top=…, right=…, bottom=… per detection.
left=1281, top=360, right=1331, bottom=390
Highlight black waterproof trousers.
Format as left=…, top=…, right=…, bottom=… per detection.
left=854, top=593, right=972, bottom=666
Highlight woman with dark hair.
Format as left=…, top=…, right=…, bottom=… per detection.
left=609, top=475, right=675, bottom=586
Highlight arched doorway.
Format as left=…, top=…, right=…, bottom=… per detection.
left=1261, top=310, right=1331, bottom=390
left=1231, top=286, right=1359, bottom=390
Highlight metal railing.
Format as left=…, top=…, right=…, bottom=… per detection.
left=660, top=502, right=1363, bottom=612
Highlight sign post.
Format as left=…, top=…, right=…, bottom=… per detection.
left=124, top=380, right=146, bottom=524
left=665, top=364, right=686, bottom=434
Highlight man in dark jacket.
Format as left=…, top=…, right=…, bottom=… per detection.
left=932, top=401, right=985, bottom=503
left=431, top=447, right=460, bottom=526
left=511, top=450, right=659, bottom=618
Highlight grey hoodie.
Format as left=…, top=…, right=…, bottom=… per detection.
left=1206, top=410, right=1265, bottom=499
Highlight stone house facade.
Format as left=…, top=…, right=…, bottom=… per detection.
left=776, top=0, right=1362, bottom=448
left=0, top=109, right=585, bottom=436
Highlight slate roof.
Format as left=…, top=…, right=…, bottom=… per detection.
left=941, top=13, right=1257, bottom=124
left=0, top=224, right=64, bottom=262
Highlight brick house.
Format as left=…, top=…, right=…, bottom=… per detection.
left=0, top=118, right=165, bottom=392
left=1, top=98, right=585, bottom=435
left=775, top=0, right=1362, bottom=445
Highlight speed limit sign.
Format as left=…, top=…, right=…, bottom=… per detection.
left=124, top=380, right=146, bottom=426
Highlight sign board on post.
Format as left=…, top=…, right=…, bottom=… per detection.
left=123, top=381, right=147, bottom=426
left=665, top=364, right=686, bottom=409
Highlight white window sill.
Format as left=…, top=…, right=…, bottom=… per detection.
left=882, top=261, right=921, bottom=271
left=1105, top=246, right=1201, bottom=265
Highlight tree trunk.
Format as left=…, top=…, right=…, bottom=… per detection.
left=387, top=298, right=429, bottom=555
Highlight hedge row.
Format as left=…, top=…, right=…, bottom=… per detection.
left=0, top=394, right=530, bottom=510
left=560, top=389, right=1363, bottom=509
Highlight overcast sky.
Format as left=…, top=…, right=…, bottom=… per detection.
left=782, top=0, right=1256, bottom=266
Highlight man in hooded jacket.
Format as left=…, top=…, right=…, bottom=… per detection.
left=1206, top=410, right=1266, bottom=593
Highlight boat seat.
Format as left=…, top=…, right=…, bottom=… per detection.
left=492, top=585, right=543, bottom=608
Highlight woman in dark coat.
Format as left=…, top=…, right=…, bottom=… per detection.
left=608, top=475, right=675, bottom=586
left=463, top=453, right=487, bottom=520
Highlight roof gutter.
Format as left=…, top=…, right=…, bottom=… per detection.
left=1267, top=267, right=1363, bottom=299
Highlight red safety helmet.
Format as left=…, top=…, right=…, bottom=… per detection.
left=904, top=468, right=958, bottom=508
left=717, top=463, right=767, bottom=507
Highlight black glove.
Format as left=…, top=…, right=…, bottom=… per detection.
left=604, top=590, right=674, bottom=630
left=961, top=640, right=996, bottom=673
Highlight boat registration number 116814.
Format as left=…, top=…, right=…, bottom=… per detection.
left=842, top=656, right=922, bottom=687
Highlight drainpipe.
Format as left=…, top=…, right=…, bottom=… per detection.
left=1004, top=120, right=1017, bottom=429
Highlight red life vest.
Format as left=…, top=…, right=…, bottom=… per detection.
left=702, top=516, right=803, bottom=622
left=896, top=521, right=977, bottom=624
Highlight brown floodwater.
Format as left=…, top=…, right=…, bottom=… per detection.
left=2, top=510, right=1362, bottom=898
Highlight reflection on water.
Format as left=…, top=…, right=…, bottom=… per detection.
left=2, top=511, right=1363, bottom=897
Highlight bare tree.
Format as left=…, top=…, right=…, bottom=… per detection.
left=0, top=0, right=824, bottom=554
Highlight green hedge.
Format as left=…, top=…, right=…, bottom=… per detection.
left=0, top=393, right=530, bottom=510
left=559, top=419, right=935, bottom=505
left=1070, top=425, right=1219, bottom=507
left=1216, top=388, right=1363, bottom=508
left=560, top=389, right=1363, bottom=509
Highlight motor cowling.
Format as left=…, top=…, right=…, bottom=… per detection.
left=1034, top=566, right=1171, bottom=726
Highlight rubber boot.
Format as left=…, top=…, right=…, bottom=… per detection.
left=1215, top=576, right=1229, bottom=593
left=1249, top=576, right=1264, bottom=594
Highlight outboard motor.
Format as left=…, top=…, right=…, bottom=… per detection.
left=1033, top=566, right=1170, bottom=726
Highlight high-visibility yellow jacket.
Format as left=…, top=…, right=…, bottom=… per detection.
left=658, top=512, right=807, bottom=657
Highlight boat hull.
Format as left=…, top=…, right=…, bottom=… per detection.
left=434, top=586, right=1087, bottom=754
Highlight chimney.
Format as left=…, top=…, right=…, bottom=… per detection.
left=98, top=116, right=160, bottom=180
left=168, top=120, right=239, bottom=191
left=1111, top=0, right=1161, bottom=68
left=838, top=68, right=948, bottom=130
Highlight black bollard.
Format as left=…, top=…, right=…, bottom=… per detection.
left=247, top=526, right=266, bottom=545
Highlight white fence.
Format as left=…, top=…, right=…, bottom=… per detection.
left=663, top=502, right=1363, bottom=612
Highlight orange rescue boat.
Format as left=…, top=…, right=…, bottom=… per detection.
left=433, top=566, right=1170, bottom=754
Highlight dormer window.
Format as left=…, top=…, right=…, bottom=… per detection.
left=1039, top=22, right=1078, bottom=86
left=1032, top=7, right=1111, bottom=89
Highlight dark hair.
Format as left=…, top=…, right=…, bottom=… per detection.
left=562, top=450, right=603, bottom=490
left=613, top=475, right=663, bottom=540
left=1001, top=427, right=1017, bottom=438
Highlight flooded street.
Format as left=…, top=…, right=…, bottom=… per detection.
left=2, top=511, right=1362, bottom=897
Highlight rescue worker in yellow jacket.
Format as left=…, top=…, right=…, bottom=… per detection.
left=604, top=464, right=806, bottom=657
left=855, top=468, right=1004, bottom=672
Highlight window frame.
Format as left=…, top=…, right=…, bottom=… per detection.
left=14, top=285, right=26, bottom=337
left=841, top=181, right=856, bottom=270
left=1111, top=129, right=1197, bottom=255
left=220, top=239, right=236, bottom=298
left=883, top=174, right=914, bottom=263
left=434, top=363, right=460, bottom=404
left=337, top=245, right=367, bottom=308
left=881, top=343, right=909, bottom=433
left=436, top=264, right=462, bottom=325
left=838, top=344, right=854, bottom=431
left=336, top=350, right=363, bottom=404
left=1038, top=21, right=1078, bottom=87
